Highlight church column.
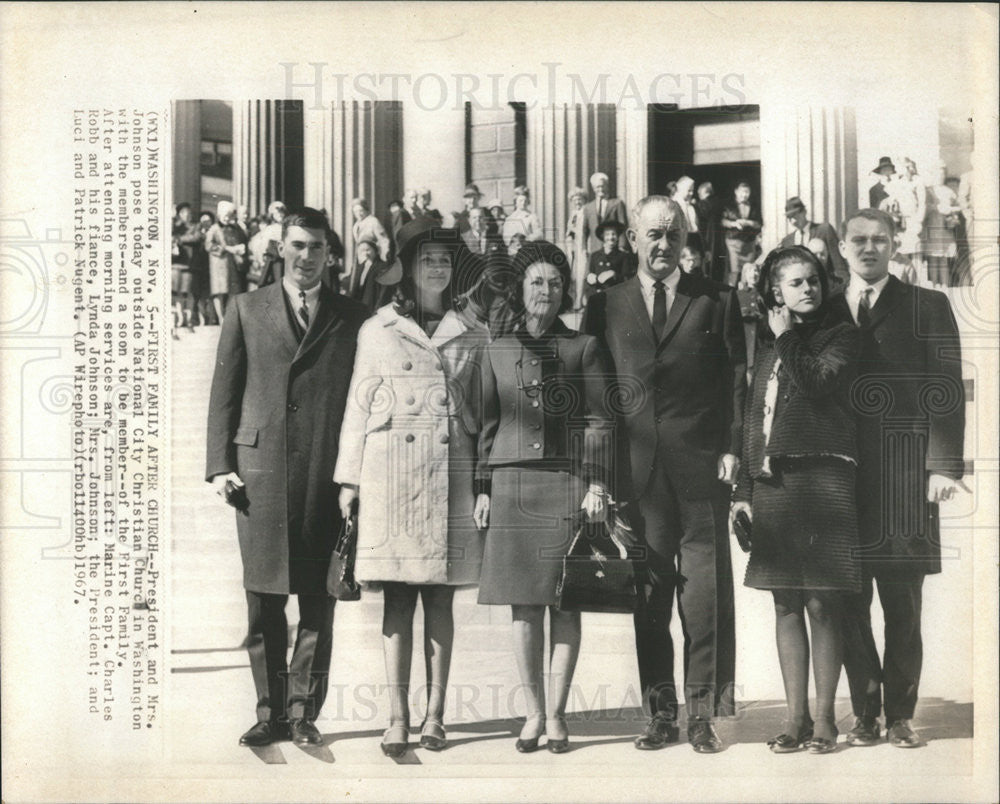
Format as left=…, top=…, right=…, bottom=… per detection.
left=402, top=104, right=466, bottom=225
left=526, top=103, right=617, bottom=242
left=171, top=100, right=201, bottom=211
left=759, top=106, right=858, bottom=252
left=232, top=100, right=304, bottom=219
left=303, top=100, right=404, bottom=262
left=616, top=105, right=648, bottom=213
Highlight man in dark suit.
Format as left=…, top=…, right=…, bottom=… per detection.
left=829, top=208, right=967, bottom=749
left=582, top=171, right=629, bottom=253
left=868, top=156, right=896, bottom=209
left=346, top=237, right=396, bottom=314
left=582, top=196, right=746, bottom=753
left=461, top=206, right=505, bottom=257
left=780, top=196, right=849, bottom=289
left=720, top=182, right=762, bottom=286
left=206, top=208, right=368, bottom=747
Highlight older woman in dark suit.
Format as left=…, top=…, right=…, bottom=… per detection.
left=472, top=241, right=615, bottom=754
left=731, top=246, right=860, bottom=755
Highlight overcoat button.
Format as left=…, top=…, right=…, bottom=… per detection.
left=405, top=434, right=415, bottom=443
left=406, top=396, right=416, bottom=405
left=287, top=403, right=298, bottom=412
left=403, top=361, right=413, bottom=370
left=531, top=379, right=539, bottom=386
left=530, top=359, right=539, bottom=366
left=531, top=442, right=541, bottom=449
left=440, top=434, right=449, bottom=444
left=532, top=424, right=542, bottom=431
left=531, top=400, right=540, bottom=408
left=435, top=362, right=442, bottom=371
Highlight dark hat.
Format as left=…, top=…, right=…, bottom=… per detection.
left=462, top=183, right=482, bottom=198
left=872, top=156, right=896, bottom=175
left=595, top=220, right=627, bottom=240
left=381, top=219, right=480, bottom=292
left=784, top=196, right=806, bottom=215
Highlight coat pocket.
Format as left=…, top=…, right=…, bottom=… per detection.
left=233, top=425, right=259, bottom=447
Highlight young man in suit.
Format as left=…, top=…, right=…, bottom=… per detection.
left=780, top=196, right=849, bottom=289
left=582, top=171, right=629, bottom=253
left=830, top=208, right=968, bottom=749
left=582, top=196, right=746, bottom=754
left=206, top=208, right=369, bottom=747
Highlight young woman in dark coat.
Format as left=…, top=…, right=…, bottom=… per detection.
left=730, top=246, right=861, bottom=754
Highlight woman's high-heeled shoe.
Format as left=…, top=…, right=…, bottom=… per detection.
left=546, top=716, right=570, bottom=754
left=515, top=714, right=545, bottom=753
left=419, top=718, right=447, bottom=751
left=380, top=723, right=409, bottom=758
left=767, top=721, right=814, bottom=754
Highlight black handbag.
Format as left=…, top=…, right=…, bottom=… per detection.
left=326, top=514, right=361, bottom=601
left=556, top=507, right=639, bottom=614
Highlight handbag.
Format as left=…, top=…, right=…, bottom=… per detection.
left=326, top=513, right=361, bottom=601
left=556, top=506, right=639, bottom=614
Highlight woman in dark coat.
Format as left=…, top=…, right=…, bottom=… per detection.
left=730, top=246, right=861, bottom=755
left=472, top=241, right=615, bottom=754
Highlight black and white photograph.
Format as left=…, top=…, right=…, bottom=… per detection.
left=1, top=3, right=997, bottom=802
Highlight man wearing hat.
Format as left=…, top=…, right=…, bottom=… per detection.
left=206, top=207, right=368, bottom=747
left=869, top=156, right=897, bottom=210
left=456, top=183, right=484, bottom=234
left=780, top=196, right=849, bottom=288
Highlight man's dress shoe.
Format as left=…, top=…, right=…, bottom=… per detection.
left=845, top=717, right=881, bottom=747
left=688, top=720, right=723, bottom=753
left=239, top=720, right=288, bottom=746
left=289, top=718, right=324, bottom=746
left=634, top=716, right=680, bottom=750
left=887, top=719, right=922, bottom=748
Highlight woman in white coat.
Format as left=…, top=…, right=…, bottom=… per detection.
left=335, top=220, right=488, bottom=757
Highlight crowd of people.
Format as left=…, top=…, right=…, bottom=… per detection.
left=200, top=159, right=970, bottom=761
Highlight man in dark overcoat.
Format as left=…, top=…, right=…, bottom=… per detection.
left=206, top=207, right=368, bottom=747
left=582, top=196, right=746, bottom=753
left=829, top=208, right=967, bottom=748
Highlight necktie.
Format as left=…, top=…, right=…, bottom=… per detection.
left=298, top=291, right=310, bottom=328
left=652, top=281, right=667, bottom=339
left=857, top=287, right=872, bottom=328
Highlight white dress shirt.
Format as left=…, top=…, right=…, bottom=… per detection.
left=282, top=277, right=321, bottom=330
left=637, top=268, right=681, bottom=323
left=846, top=273, right=890, bottom=325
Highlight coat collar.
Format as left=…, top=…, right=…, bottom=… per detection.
left=376, top=303, right=442, bottom=356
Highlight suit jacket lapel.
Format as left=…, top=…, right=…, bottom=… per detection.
left=623, top=277, right=658, bottom=351
left=293, top=285, right=341, bottom=363
left=262, top=282, right=300, bottom=358
left=868, top=274, right=904, bottom=329
left=657, top=272, right=692, bottom=347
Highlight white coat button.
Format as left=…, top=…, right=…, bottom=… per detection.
left=405, top=434, right=415, bottom=443
left=406, top=396, right=416, bottom=405
left=403, top=361, right=413, bottom=370
left=440, top=434, right=449, bottom=444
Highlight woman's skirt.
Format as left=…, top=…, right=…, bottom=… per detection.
left=745, top=457, right=860, bottom=593
left=478, top=467, right=585, bottom=606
